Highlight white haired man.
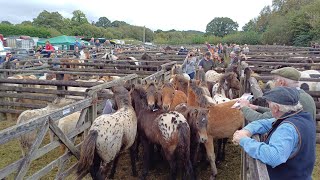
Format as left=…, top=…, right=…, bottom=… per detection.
left=239, top=67, right=316, bottom=122
left=233, top=87, right=316, bottom=180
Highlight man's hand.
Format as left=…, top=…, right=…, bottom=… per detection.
left=237, top=99, right=250, bottom=108
left=232, top=129, right=252, bottom=145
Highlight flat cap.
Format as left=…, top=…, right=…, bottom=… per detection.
left=262, top=87, right=300, bottom=106
left=271, top=67, right=301, bottom=81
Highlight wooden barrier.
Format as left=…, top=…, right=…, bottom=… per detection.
left=0, top=74, right=138, bottom=179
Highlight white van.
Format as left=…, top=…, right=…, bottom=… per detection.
left=0, top=40, right=6, bottom=59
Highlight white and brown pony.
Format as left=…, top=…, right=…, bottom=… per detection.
left=77, top=86, right=137, bottom=179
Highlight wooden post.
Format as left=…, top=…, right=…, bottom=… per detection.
left=56, top=73, right=66, bottom=96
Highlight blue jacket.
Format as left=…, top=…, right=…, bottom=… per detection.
left=240, top=111, right=316, bottom=180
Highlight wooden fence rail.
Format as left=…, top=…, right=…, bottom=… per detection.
left=0, top=74, right=139, bottom=179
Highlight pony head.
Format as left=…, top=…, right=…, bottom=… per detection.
left=160, top=83, right=175, bottom=111
left=145, top=82, right=160, bottom=111
left=175, top=104, right=209, bottom=143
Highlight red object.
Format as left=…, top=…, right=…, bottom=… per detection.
left=0, top=34, right=3, bottom=42
left=45, top=44, right=55, bottom=51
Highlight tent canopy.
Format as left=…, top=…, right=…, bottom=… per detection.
left=37, top=35, right=89, bottom=50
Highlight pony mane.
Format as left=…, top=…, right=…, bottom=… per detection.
left=189, top=80, right=214, bottom=107
left=163, top=82, right=174, bottom=89
left=134, top=85, right=148, bottom=100
left=217, top=72, right=237, bottom=92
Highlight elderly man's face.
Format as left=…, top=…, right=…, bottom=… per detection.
left=268, top=101, right=281, bottom=118
left=273, top=76, right=285, bottom=87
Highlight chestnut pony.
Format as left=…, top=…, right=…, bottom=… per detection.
left=159, top=82, right=187, bottom=111
left=131, top=85, right=194, bottom=180
left=189, top=82, right=244, bottom=179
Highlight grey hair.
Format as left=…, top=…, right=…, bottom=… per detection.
left=269, top=101, right=302, bottom=113
left=275, top=75, right=300, bottom=88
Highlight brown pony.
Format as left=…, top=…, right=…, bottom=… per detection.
left=189, top=83, right=244, bottom=179
left=171, top=74, right=189, bottom=95
left=159, top=82, right=187, bottom=111
left=131, top=85, right=194, bottom=180
left=217, top=72, right=240, bottom=99
left=174, top=103, right=209, bottom=177
left=145, top=83, right=161, bottom=110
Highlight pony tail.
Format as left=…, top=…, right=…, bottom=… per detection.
left=176, top=122, right=194, bottom=179
left=77, top=130, right=98, bottom=177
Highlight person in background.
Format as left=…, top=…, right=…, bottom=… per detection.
left=89, top=37, right=95, bottom=46
left=74, top=46, right=80, bottom=58
left=198, top=51, right=215, bottom=73
left=95, top=39, right=101, bottom=47
left=74, top=40, right=81, bottom=49
left=1, top=51, right=18, bottom=68
left=181, top=51, right=197, bottom=79
left=213, top=52, right=227, bottom=70
left=229, top=51, right=238, bottom=65
left=243, top=44, right=249, bottom=54
left=43, top=41, right=55, bottom=58
left=205, top=41, right=211, bottom=51
left=80, top=41, right=86, bottom=50
left=233, top=87, right=316, bottom=180
left=91, top=47, right=97, bottom=59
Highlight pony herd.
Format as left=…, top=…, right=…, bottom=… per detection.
left=76, top=70, right=244, bottom=180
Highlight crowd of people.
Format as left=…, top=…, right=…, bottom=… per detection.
left=181, top=42, right=249, bottom=79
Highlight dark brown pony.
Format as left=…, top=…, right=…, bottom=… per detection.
left=174, top=103, right=209, bottom=177
left=189, top=83, right=244, bottom=179
left=131, top=85, right=194, bottom=180
left=145, top=82, right=161, bottom=110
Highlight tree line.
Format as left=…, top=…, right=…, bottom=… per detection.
left=1, top=1, right=319, bottom=46
left=242, top=0, right=320, bottom=46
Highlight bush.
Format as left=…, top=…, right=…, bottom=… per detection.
left=0, top=24, right=50, bottom=37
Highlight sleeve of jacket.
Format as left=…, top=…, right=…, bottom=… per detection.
left=256, top=106, right=271, bottom=113
left=241, top=106, right=273, bottom=122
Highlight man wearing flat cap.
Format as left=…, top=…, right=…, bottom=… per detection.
left=233, top=87, right=316, bottom=180
left=238, top=67, right=316, bottom=122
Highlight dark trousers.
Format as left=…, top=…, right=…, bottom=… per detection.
left=188, top=72, right=195, bottom=79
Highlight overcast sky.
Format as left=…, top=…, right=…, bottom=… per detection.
left=0, top=0, right=273, bottom=32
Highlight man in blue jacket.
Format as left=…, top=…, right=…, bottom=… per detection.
left=233, top=87, right=316, bottom=180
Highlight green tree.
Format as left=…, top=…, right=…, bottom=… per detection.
left=1, top=21, right=12, bottom=25
left=95, top=17, right=111, bottom=28
left=20, top=21, right=33, bottom=26
left=111, top=20, right=128, bottom=27
left=33, top=10, right=65, bottom=30
left=242, top=19, right=257, bottom=32
left=206, top=17, right=238, bottom=37
left=71, top=10, right=89, bottom=26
